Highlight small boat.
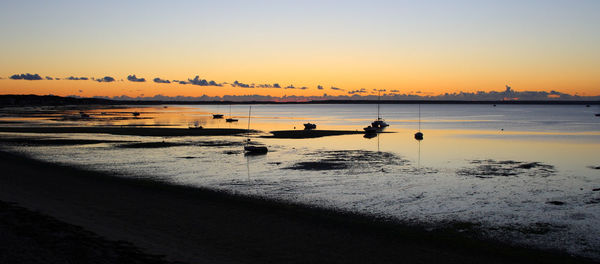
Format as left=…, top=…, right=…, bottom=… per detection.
left=225, top=105, right=238, bottom=122
left=363, top=132, right=377, bottom=139
left=595, top=113, right=600, bottom=117
left=303, top=123, right=316, bottom=130
left=79, top=112, right=90, bottom=118
left=212, top=114, right=224, bottom=119
left=371, top=118, right=389, bottom=129
left=189, top=121, right=203, bottom=129
left=364, top=125, right=378, bottom=133
left=368, top=91, right=389, bottom=129
left=132, top=112, right=140, bottom=117
left=244, top=106, right=268, bottom=154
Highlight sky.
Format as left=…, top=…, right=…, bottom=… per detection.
left=0, top=0, right=599, bottom=98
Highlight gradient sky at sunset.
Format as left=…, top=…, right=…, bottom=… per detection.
left=1, top=0, right=599, bottom=98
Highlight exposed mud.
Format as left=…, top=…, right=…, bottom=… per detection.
left=285, top=150, right=409, bottom=172
left=117, top=142, right=189, bottom=148
left=457, top=159, right=556, bottom=178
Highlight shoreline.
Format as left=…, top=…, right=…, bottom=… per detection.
left=0, top=150, right=594, bottom=263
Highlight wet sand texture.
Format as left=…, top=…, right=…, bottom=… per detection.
left=0, top=150, right=592, bottom=264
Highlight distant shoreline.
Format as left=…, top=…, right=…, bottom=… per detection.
left=1, top=94, right=599, bottom=107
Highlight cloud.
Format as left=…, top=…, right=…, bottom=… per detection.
left=96, top=76, right=115, bottom=82
left=390, top=89, right=400, bottom=93
left=317, top=85, right=324, bottom=90
left=256, top=83, right=282, bottom=88
left=127, top=74, right=146, bottom=82
left=231, top=80, right=252, bottom=88
left=348, top=88, right=367, bottom=94
left=10, top=73, right=42, bottom=80
left=66, top=76, right=89, bottom=80
left=153, top=77, right=171, bottom=84
left=45, top=76, right=53, bottom=80
left=285, top=84, right=295, bottom=89
left=300, top=86, right=308, bottom=90
left=330, top=86, right=344, bottom=91
left=188, top=76, right=221, bottom=86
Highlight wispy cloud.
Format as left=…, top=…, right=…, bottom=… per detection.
left=153, top=77, right=171, bottom=84
left=45, top=76, right=53, bottom=80
left=10, top=73, right=42, bottom=80
left=330, top=86, right=344, bottom=91
left=127, top=74, right=146, bottom=82
left=317, top=85, right=324, bottom=90
left=95, top=76, right=115, bottom=82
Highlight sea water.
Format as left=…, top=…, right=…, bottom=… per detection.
left=1, top=103, right=599, bottom=258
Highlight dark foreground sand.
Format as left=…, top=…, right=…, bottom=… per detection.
left=0, top=150, right=592, bottom=264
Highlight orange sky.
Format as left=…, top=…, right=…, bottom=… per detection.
left=1, top=1, right=599, bottom=98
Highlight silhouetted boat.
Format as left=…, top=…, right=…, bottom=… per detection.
left=364, top=125, right=378, bottom=133
left=369, top=91, right=389, bottom=129
left=304, top=123, right=316, bottom=130
left=363, top=132, right=377, bottom=139
left=212, top=114, right=224, bottom=119
left=595, top=113, right=600, bottom=117
left=244, top=106, right=268, bottom=154
left=79, top=112, right=90, bottom=118
left=132, top=112, right=140, bottom=117
left=225, top=105, right=238, bottom=122
left=188, top=121, right=203, bottom=129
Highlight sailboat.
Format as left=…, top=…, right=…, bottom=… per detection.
left=414, top=104, right=423, bottom=140
left=226, top=105, right=238, bottom=122
left=364, top=91, right=389, bottom=132
left=212, top=105, right=224, bottom=119
left=244, top=106, right=268, bottom=154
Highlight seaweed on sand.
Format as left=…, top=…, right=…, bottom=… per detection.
left=457, top=160, right=556, bottom=178
left=285, top=150, right=409, bottom=172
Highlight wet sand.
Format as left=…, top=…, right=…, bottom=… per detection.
left=266, top=129, right=373, bottom=138
left=0, top=150, right=592, bottom=264
left=0, top=126, right=249, bottom=137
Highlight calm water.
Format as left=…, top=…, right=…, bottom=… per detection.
left=1, top=104, right=599, bottom=258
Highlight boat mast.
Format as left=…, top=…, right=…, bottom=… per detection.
left=418, top=104, right=421, bottom=131
left=377, top=91, right=380, bottom=120
left=247, top=106, right=252, bottom=140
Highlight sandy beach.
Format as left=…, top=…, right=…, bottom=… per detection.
left=0, top=150, right=592, bottom=264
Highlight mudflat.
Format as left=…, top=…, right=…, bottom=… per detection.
left=0, top=150, right=591, bottom=264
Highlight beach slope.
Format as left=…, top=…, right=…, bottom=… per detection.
left=0, top=150, right=590, bottom=264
